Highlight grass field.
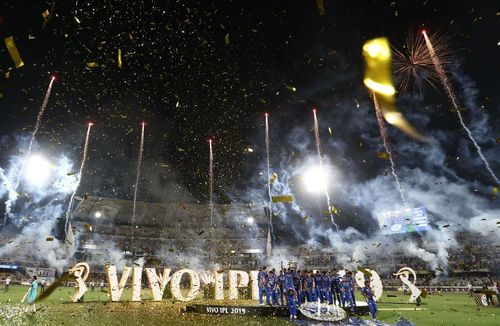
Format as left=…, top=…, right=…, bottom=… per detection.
left=0, top=285, right=498, bottom=325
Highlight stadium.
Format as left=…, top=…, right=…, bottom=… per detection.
left=1, top=1, right=500, bottom=325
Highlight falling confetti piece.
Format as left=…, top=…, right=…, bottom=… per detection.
left=328, top=127, right=332, bottom=135
left=377, top=151, right=390, bottom=160
left=316, top=0, right=326, bottom=15
left=442, top=224, right=450, bottom=228
left=270, top=173, right=278, bottom=184
left=357, top=267, right=372, bottom=276
left=86, top=62, right=99, bottom=68
left=286, top=85, right=296, bottom=92
left=42, top=10, right=50, bottom=20
left=74, top=16, right=81, bottom=24
left=118, top=48, right=122, bottom=68
left=224, top=34, right=230, bottom=45
left=271, top=195, right=293, bottom=203
left=46, top=236, right=54, bottom=241
left=4, top=36, right=24, bottom=68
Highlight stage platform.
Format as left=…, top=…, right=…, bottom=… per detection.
left=185, top=300, right=370, bottom=322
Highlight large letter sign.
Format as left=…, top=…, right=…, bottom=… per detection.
left=228, top=270, right=249, bottom=300
left=145, top=268, right=172, bottom=301
left=105, top=265, right=131, bottom=302
left=170, top=269, right=201, bottom=302
left=60, top=262, right=420, bottom=305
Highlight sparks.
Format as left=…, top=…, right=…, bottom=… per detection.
left=65, top=123, right=93, bottom=236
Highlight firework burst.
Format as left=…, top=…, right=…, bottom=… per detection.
left=393, top=29, right=453, bottom=95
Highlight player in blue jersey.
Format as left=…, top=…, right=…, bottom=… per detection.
left=346, top=271, right=357, bottom=308
left=267, top=270, right=279, bottom=306
left=313, top=271, right=322, bottom=301
left=257, top=267, right=270, bottom=305
left=304, top=271, right=315, bottom=303
left=278, top=269, right=287, bottom=306
left=286, top=287, right=298, bottom=319
left=285, top=269, right=295, bottom=290
left=361, top=280, right=377, bottom=320
left=293, top=270, right=301, bottom=304
left=299, top=271, right=308, bottom=304
left=321, top=271, right=332, bottom=304
left=330, top=269, right=341, bottom=306
left=341, top=274, right=356, bottom=313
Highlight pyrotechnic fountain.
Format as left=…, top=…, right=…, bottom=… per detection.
left=372, top=92, right=407, bottom=204
left=264, top=113, right=274, bottom=239
left=64, top=123, right=93, bottom=236
left=312, top=108, right=339, bottom=230
left=209, top=138, right=214, bottom=225
left=131, top=122, right=146, bottom=249
left=422, top=30, right=499, bottom=185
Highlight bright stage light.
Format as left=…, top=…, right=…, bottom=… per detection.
left=303, top=165, right=328, bottom=193
left=246, top=217, right=254, bottom=224
left=94, top=211, right=102, bottom=218
left=24, top=155, right=51, bottom=187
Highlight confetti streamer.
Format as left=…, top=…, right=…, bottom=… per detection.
left=271, top=195, right=293, bottom=203
left=118, top=48, right=122, bottom=68
left=4, top=36, right=24, bottom=68
left=362, top=37, right=427, bottom=142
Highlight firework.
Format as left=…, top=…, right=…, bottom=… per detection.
left=372, top=92, right=407, bottom=204
left=208, top=138, right=214, bottom=225
left=393, top=29, right=452, bottom=94
left=14, top=77, right=56, bottom=191
left=264, top=113, right=275, bottom=239
left=64, top=123, right=93, bottom=236
left=312, top=108, right=339, bottom=230
left=131, top=122, right=146, bottom=248
left=422, top=31, right=499, bottom=185
left=3, top=77, right=56, bottom=223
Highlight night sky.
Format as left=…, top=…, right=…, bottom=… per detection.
left=1, top=0, right=499, bottom=230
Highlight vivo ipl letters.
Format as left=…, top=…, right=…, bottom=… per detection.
left=66, top=263, right=421, bottom=303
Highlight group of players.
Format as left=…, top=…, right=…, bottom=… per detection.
left=257, top=267, right=377, bottom=320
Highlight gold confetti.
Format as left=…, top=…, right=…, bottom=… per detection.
left=286, top=85, right=297, bottom=92
left=357, top=267, right=372, bottom=276
left=377, top=151, right=390, bottom=160
left=224, top=33, right=230, bottom=45
left=86, top=62, right=99, bottom=68
left=118, top=48, right=122, bottom=68
left=42, top=10, right=50, bottom=20
left=362, top=37, right=427, bottom=142
left=328, top=127, right=332, bottom=135
left=270, top=173, right=278, bottom=184
left=493, top=186, right=498, bottom=196
left=5, top=71, right=10, bottom=79
left=271, top=195, right=293, bottom=203
left=316, top=0, right=326, bottom=16
left=4, top=36, right=24, bottom=68
left=46, top=236, right=54, bottom=241
left=74, top=17, right=81, bottom=24
left=84, top=223, right=93, bottom=232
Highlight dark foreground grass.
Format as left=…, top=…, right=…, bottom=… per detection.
left=0, top=285, right=498, bottom=325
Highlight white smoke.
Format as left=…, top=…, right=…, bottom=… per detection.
left=0, top=140, right=82, bottom=272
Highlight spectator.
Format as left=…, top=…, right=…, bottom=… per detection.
left=4, top=276, right=10, bottom=292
